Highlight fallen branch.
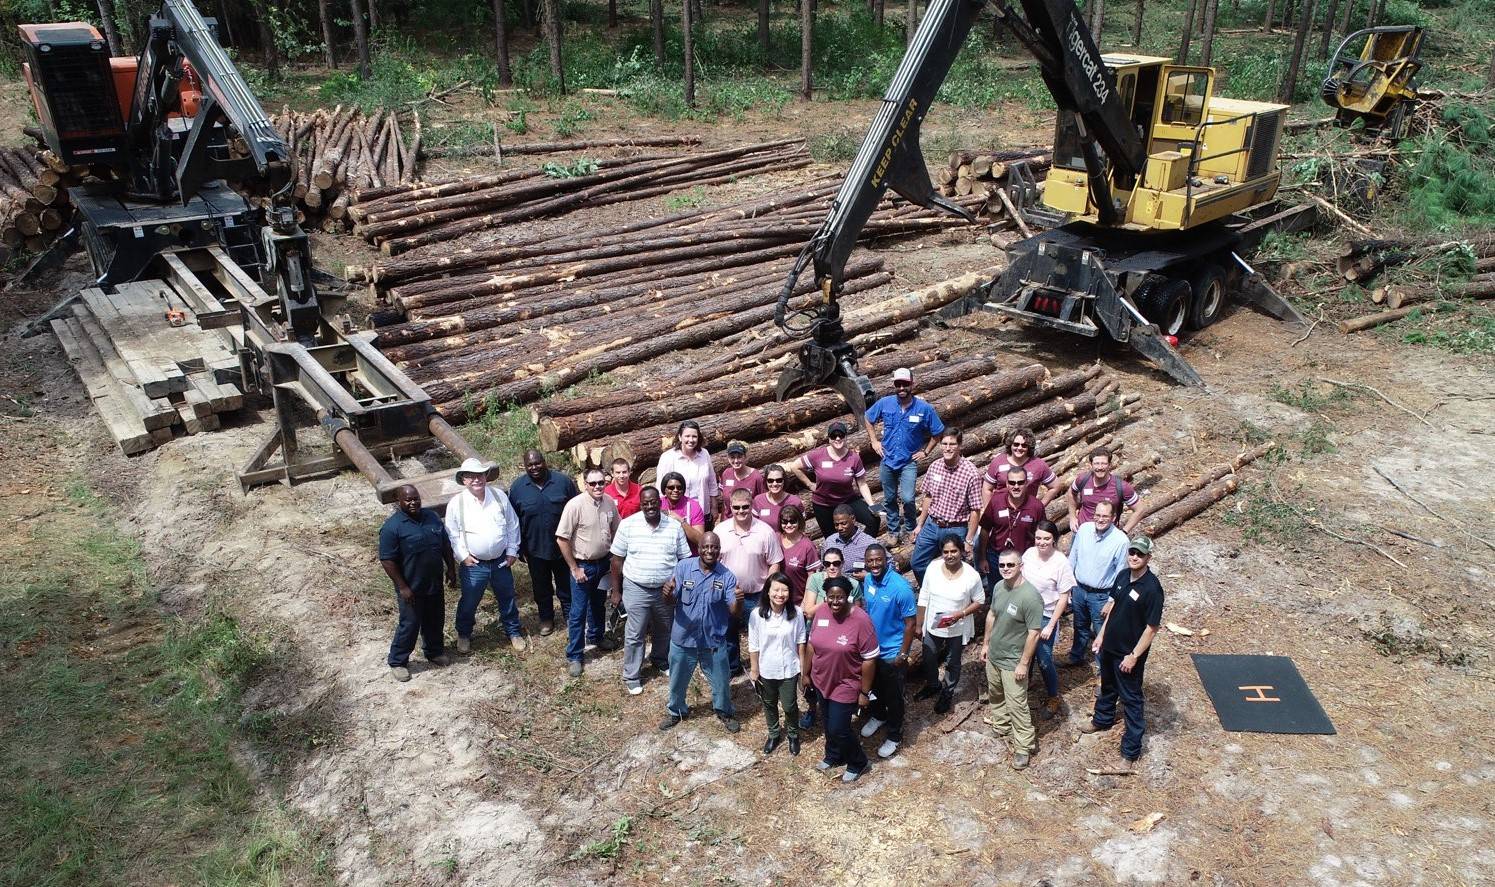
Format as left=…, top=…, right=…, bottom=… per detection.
left=1314, top=378, right=1433, bottom=428
left=1372, top=465, right=1495, bottom=553
left=1304, top=517, right=1407, bottom=569
left=1306, top=193, right=1372, bottom=236
left=1290, top=307, right=1324, bottom=347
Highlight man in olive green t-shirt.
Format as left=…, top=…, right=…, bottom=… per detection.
left=979, top=548, right=1044, bottom=769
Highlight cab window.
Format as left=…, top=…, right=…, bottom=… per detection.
left=1160, top=70, right=1209, bottom=126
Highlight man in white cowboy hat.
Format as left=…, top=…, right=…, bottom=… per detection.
left=444, top=457, right=527, bottom=652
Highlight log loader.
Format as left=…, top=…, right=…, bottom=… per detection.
left=776, top=0, right=1306, bottom=414
left=21, top=0, right=479, bottom=503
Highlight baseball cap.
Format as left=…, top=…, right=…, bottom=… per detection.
left=827, top=421, right=849, bottom=438
left=726, top=440, right=747, bottom=455
left=1128, top=536, right=1154, bottom=555
left=892, top=367, right=913, bottom=383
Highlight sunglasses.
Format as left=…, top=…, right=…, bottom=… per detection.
left=766, top=477, right=785, bottom=484
left=664, top=484, right=684, bottom=491
left=586, top=480, right=606, bottom=487
left=731, top=505, right=752, bottom=512
left=998, top=563, right=1020, bottom=570
left=1128, top=550, right=1149, bottom=557
left=823, top=560, right=843, bottom=567
left=829, top=433, right=846, bottom=440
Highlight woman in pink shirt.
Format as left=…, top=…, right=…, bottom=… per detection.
left=792, top=421, right=879, bottom=538
left=718, top=440, right=767, bottom=519
left=660, top=471, right=705, bottom=553
left=751, top=464, right=802, bottom=530
left=776, top=504, right=820, bottom=606
left=808, top=576, right=878, bottom=782
left=1021, top=519, right=1076, bottom=720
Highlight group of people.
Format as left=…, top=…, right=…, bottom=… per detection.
left=377, top=367, right=1164, bottom=779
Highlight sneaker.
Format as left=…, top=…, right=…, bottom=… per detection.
left=583, top=642, right=598, bottom=653
left=1011, top=753, right=1031, bottom=770
left=595, top=637, right=619, bottom=653
left=859, top=717, right=886, bottom=739
left=390, top=665, right=411, bottom=682
left=842, top=763, right=871, bottom=783
left=428, top=654, right=451, bottom=667
left=934, top=690, right=953, bottom=715
left=568, top=660, right=584, bottom=678
left=717, top=714, right=741, bottom=734
left=815, top=759, right=836, bottom=773
left=539, top=621, right=555, bottom=637
left=798, top=711, right=815, bottom=730
left=456, top=636, right=472, bottom=654
left=877, top=739, right=899, bottom=759
left=1077, top=720, right=1108, bottom=735
left=510, top=635, right=529, bottom=653
left=626, top=682, right=643, bottom=696
left=658, top=714, right=682, bottom=731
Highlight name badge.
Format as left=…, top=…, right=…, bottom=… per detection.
left=1083, top=487, right=1095, bottom=496
left=1006, top=604, right=1018, bottom=616
left=817, top=619, right=830, bottom=627
left=757, top=508, right=770, bottom=517
left=1129, top=589, right=1140, bottom=601
left=908, top=415, right=921, bottom=423
left=997, top=508, right=1010, bottom=518
left=821, top=461, right=834, bottom=468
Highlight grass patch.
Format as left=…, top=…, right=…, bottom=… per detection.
left=0, top=477, right=329, bottom=886
left=1268, top=380, right=1359, bottom=413
left=461, top=397, right=555, bottom=472
left=1361, top=614, right=1472, bottom=667
left=1221, top=482, right=1310, bottom=541
left=570, top=815, right=634, bottom=861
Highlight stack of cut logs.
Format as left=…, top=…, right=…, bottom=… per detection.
left=347, top=139, right=813, bottom=255
left=359, top=177, right=1005, bottom=419
left=271, top=105, right=422, bottom=234
left=0, top=145, right=72, bottom=262
left=1336, top=235, right=1495, bottom=333
left=937, top=148, right=1052, bottom=200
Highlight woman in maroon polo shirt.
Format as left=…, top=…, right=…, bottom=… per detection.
left=752, top=464, right=802, bottom=530
left=792, top=421, right=880, bottom=538
left=808, top=576, right=878, bottom=782
left=776, top=504, right=819, bottom=605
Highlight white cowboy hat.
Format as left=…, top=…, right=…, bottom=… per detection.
left=454, top=457, right=499, bottom=482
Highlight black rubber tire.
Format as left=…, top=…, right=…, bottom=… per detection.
left=1187, top=264, right=1227, bottom=330
left=1140, top=278, right=1190, bottom=337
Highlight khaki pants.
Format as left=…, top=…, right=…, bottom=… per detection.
left=986, top=660, right=1036, bottom=755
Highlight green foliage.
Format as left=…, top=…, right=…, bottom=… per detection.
left=1221, top=483, right=1309, bottom=541
left=542, top=157, right=600, bottom=178
left=1268, top=380, right=1358, bottom=412
left=809, top=127, right=863, bottom=164
left=570, top=815, right=634, bottom=861
left=1399, top=306, right=1495, bottom=355
left=553, top=102, right=594, bottom=137
left=664, top=186, right=707, bottom=210
left=1222, top=50, right=1328, bottom=103
left=1401, top=131, right=1495, bottom=231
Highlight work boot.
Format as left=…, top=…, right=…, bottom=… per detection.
left=717, top=714, right=741, bottom=734
left=788, top=737, right=801, bottom=756
left=1011, top=753, right=1031, bottom=771
left=510, top=635, right=529, bottom=653
left=428, top=654, right=451, bottom=667
left=1077, top=720, right=1109, bottom=735
left=595, top=636, right=619, bottom=653
left=390, top=665, right=411, bottom=682
left=658, top=714, right=682, bottom=731
left=934, top=689, right=953, bottom=715
left=915, top=684, right=940, bottom=701
left=977, top=685, right=990, bottom=705
left=539, top=620, right=555, bottom=637
left=568, top=660, right=584, bottom=678
left=456, top=636, right=472, bottom=654
left=1041, top=697, right=1062, bottom=720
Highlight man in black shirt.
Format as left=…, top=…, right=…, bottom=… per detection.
left=510, top=450, right=580, bottom=636
left=379, top=485, right=457, bottom=682
left=1078, top=535, right=1164, bottom=765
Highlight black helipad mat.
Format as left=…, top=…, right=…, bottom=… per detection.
left=1191, top=654, right=1336, bottom=734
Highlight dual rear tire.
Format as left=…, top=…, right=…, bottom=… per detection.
left=1136, top=262, right=1228, bottom=335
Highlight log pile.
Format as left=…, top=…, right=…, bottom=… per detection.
left=347, top=140, right=814, bottom=255
left=421, top=134, right=703, bottom=160
left=936, top=147, right=1052, bottom=202
left=270, top=106, right=422, bottom=234
left=0, top=145, right=74, bottom=262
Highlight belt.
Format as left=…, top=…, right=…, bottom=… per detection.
left=931, top=517, right=967, bottom=528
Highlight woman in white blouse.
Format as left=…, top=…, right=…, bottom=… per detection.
left=655, top=420, right=719, bottom=522
left=1021, top=520, right=1076, bottom=720
left=748, top=573, right=809, bottom=756
left=914, top=534, right=986, bottom=714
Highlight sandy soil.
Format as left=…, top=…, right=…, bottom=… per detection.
left=3, top=96, right=1493, bottom=887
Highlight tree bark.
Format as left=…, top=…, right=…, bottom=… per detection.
left=1091, top=0, right=1104, bottom=41
left=350, top=0, right=371, bottom=79
left=1262, top=0, right=1276, bottom=31
left=1178, top=0, right=1196, bottom=63
left=367, top=0, right=379, bottom=29
left=652, top=0, right=666, bottom=65
left=876, top=0, right=885, bottom=26
left=493, top=0, right=513, bottom=86
left=1199, top=0, right=1218, bottom=68
left=1367, top=0, right=1381, bottom=27
left=1278, top=0, right=1317, bottom=104
left=759, top=0, right=771, bottom=57
left=254, top=0, right=281, bottom=79
left=1132, top=444, right=1273, bottom=521
left=317, top=0, right=336, bottom=68
left=95, top=0, right=123, bottom=55
left=800, top=0, right=813, bottom=101
left=1488, top=44, right=1495, bottom=89
left=906, top=0, right=917, bottom=44
left=1132, top=0, right=1144, bottom=46
left=522, top=0, right=533, bottom=29
left=543, top=0, right=564, bottom=94
left=1139, top=478, right=1239, bottom=538
left=1338, top=0, right=1354, bottom=36
left=609, top=0, right=618, bottom=28
left=683, top=0, right=697, bottom=108
left=1318, top=0, right=1341, bottom=59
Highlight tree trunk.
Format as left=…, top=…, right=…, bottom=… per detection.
left=876, top=0, right=885, bottom=27
left=800, top=0, right=813, bottom=101
left=1178, top=0, right=1196, bottom=63
left=652, top=0, right=666, bottom=65
left=1091, top=0, right=1104, bottom=41
left=906, top=0, right=917, bottom=44
left=543, top=0, right=564, bottom=94
left=1367, top=0, right=1381, bottom=27
left=1199, top=0, right=1218, bottom=68
left=95, top=0, right=123, bottom=55
left=683, top=0, right=696, bottom=108
left=493, top=0, right=513, bottom=86
left=318, top=0, right=336, bottom=68
left=1278, top=0, right=1317, bottom=104
left=350, top=0, right=370, bottom=79
left=521, top=0, right=533, bottom=30
left=255, top=0, right=281, bottom=79
left=608, top=0, right=617, bottom=28
left=1262, top=0, right=1275, bottom=31
left=1488, top=44, right=1495, bottom=89
left=759, top=0, right=770, bottom=58
left=1318, top=0, right=1341, bottom=58
left=367, top=0, right=379, bottom=29
left=1338, top=0, right=1354, bottom=38
left=1139, top=478, right=1238, bottom=538
left=1132, top=0, right=1144, bottom=46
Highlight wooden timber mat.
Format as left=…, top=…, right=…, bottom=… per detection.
left=1190, top=654, right=1336, bottom=735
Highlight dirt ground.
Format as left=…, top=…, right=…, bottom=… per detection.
left=4, top=95, right=1494, bottom=887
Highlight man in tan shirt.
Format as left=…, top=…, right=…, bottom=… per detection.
left=557, top=467, right=621, bottom=676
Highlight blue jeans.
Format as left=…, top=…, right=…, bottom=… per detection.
left=667, top=642, right=734, bottom=718
left=910, top=519, right=966, bottom=581
left=821, top=696, right=869, bottom=772
left=726, top=593, right=760, bottom=674
left=1067, top=586, right=1111, bottom=665
left=1035, top=618, right=1059, bottom=698
left=456, top=559, right=522, bottom=639
left=388, top=591, right=444, bottom=667
left=879, top=462, right=919, bottom=536
left=565, top=559, right=609, bottom=662
left=1094, top=650, right=1148, bottom=759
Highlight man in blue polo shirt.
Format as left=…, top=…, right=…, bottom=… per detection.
left=1066, top=500, right=1131, bottom=670
left=858, top=543, right=917, bottom=759
left=378, top=485, right=457, bottom=682
left=864, top=367, right=945, bottom=544
left=658, top=532, right=745, bottom=734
